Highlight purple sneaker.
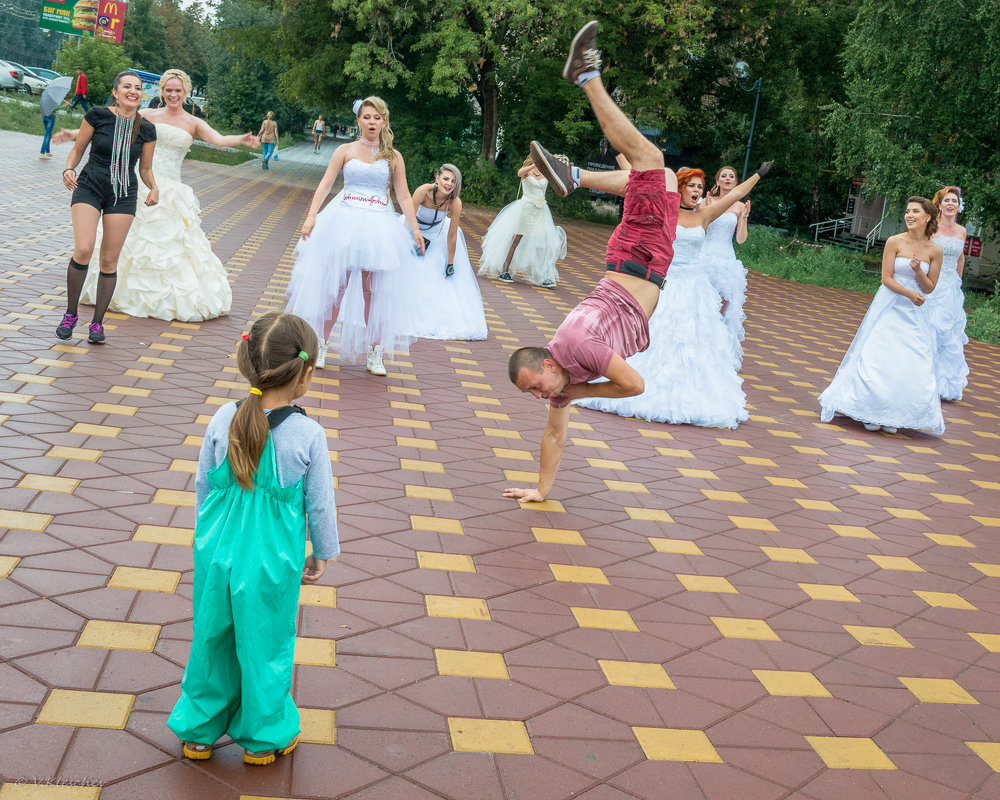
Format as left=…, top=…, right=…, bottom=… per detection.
left=88, top=322, right=106, bottom=344
left=56, top=313, right=78, bottom=340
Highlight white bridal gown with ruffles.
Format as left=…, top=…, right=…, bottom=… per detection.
left=819, top=257, right=944, bottom=434
left=81, top=123, right=232, bottom=322
left=700, top=211, right=747, bottom=365
left=927, top=235, right=969, bottom=400
left=575, top=225, right=748, bottom=428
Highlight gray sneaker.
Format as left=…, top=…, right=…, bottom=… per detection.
left=530, top=141, right=577, bottom=198
left=563, top=21, right=601, bottom=84
left=498, top=272, right=514, bottom=283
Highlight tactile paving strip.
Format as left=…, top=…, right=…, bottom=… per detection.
left=0, top=131, right=999, bottom=799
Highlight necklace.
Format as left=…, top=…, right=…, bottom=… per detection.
left=680, top=205, right=696, bottom=212
left=360, top=137, right=379, bottom=159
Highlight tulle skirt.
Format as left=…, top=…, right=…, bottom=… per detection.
left=819, top=284, right=944, bottom=434
left=285, top=193, right=417, bottom=363
left=926, top=269, right=969, bottom=401
left=80, top=178, right=232, bottom=322
left=477, top=197, right=566, bottom=286
left=700, top=242, right=747, bottom=364
left=405, top=217, right=488, bottom=341
left=576, top=265, right=748, bottom=428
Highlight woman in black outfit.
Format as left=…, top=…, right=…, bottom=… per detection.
left=55, top=70, right=158, bottom=344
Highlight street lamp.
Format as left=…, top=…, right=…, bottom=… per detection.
left=734, top=61, right=762, bottom=182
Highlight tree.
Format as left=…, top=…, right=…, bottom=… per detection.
left=52, top=37, right=133, bottom=104
left=121, top=0, right=168, bottom=71
left=827, top=0, right=1000, bottom=231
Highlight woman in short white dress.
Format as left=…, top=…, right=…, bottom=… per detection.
left=285, top=96, right=423, bottom=376
left=701, top=165, right=751, bottom=363
left=928, top=186, right=969, bottom=401
left=477, top=154, right=566, bottom=288
left=406, top=164, right=488, bottom=340
left=819, top=196, right=944, bottom=435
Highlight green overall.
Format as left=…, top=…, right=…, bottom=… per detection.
left=168, top=408, right=306, bottom=752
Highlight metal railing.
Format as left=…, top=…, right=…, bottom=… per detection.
left=810, top=216, right=853, bottom=243
left=864, top=213, right=890, bottom=252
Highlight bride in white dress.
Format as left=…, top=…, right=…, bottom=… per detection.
left=928, top=186, right=969, bottom=401
left=576, top=164, right=771, bottom=427
left=80, top=69, right=258, bottom=321
left=819, top=197, right=944, bottom=435
left=477, top=155, right=566, bottom=287
left=405, top=164, right=487, bottom=341
left=285, top=96, right=423, bottom=375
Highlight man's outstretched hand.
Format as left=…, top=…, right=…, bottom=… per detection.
left=503, top=487, right=546, bottom=504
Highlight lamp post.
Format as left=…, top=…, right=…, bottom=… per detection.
left=734, top=61, right=762, bottom=182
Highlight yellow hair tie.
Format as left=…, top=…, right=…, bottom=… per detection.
left=249, top=387, right=262, bottom=396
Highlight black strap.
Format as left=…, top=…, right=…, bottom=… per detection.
left=233, top=401, right=307, bottom=429
left=606, top=260, right=665, bottom=288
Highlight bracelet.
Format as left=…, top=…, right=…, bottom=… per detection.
left=63, top=168, right=76, bottom=175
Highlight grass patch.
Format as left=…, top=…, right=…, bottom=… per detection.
left=739, top=226, right=1000, bottom=346
left=186, top=141, right=257, bottom=166
left=0, top=95, right=84, bottom=136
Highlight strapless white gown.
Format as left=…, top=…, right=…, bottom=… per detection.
left=285, top=158, right=416, bottom=362
left=576, top=225, right=748, bottom=428
left=477, top=176, right=566, bottom=286
left=927, top=235, right=969, bottom=400
left=405, top=204, right=487, bottom=341
left=700, top=211, right=747, bottom=364
left=80, top=123, right=232, bottom=322
left=819, top=257, right=944, bottom=434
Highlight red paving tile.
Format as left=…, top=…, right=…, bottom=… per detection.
left=1, top=130, right=1000, bottom=798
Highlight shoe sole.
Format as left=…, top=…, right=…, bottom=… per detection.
left=245, top=736, right=298, bottom=766
left=563, top=21, right=599, bottom=82
left=530, top=141, right=569, bottom=197
left=55, top=330, right=73, bottom=340
left=182, top=743, right=212, bottom=760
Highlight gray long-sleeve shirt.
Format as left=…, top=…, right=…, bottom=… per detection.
left=195, top=402, right=340, bottom=560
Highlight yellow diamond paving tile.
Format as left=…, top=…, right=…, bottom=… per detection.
left=2, top=133, right=1000, bottom=798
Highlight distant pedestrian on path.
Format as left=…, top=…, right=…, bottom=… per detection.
left=258, top=111, right=278, bottom=169
left=168, top=312, right=339, bottom=767
left=311, top=114, right=325, bottom=153
left=66, top=68, right=89, bottom=112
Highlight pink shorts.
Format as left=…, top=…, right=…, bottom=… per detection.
left=604, top=169, right=680, bottom=279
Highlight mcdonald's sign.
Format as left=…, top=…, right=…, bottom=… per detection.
left=94, top=0, right=127, bottom=43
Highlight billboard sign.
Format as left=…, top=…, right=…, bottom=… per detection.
left=95, top=0, right=127, bottom=43
left=39, top=0, right=98, bottom=37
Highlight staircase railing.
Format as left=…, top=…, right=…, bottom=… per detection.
left=810, top=216, right=853, bottom=243
left=864, top=213, right=891, bottom=252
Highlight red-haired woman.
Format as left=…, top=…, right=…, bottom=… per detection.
left=928, top=186, right=969, bottom=400
left=819, top=197, right=944, bottom=435
left=575, top=161, right=769, bottom=427
left=702, top=165, right=751, bottom=364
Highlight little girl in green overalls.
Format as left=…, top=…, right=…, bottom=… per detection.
left=168, top=312, right=339, bottom=766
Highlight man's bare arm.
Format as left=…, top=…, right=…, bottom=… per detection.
left=503, top=404, right=570, bottom=503
left=562, top=354, right=644, bottom=401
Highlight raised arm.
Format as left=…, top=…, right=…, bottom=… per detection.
left=301, top=144, right=348, bottom=238
left=561, top=353, right=644, bottom=401
left=916, top=243, right=943, bottom=293
left=517, top=164, right=534, bottom=178
left=701, top=163, right=772, bottom=227
left=503, top=403, right=570, bottom=503
left=194, top=117, right=259, bottom=149
left=390, top=150, right=424, bottom=255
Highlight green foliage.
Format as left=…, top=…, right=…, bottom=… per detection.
left=0, top=0, right=64, bottom=67
left=52, top=38, right=133, bottom=104
left=827, top=0, right=1000, bottom=232
left=120, top=0, right=214, bottom=84
left=121, top=0, right=168, bottom=72
left=186, top=141, right=257, bottom=166
left=965, top=282, right=1000, bottom=346
left=0, top=96, right=83, bottom=134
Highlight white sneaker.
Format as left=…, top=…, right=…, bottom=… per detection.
left=882, top=426, right=897, bottom=434
left=368, top=345, right=387, bottom=376
left=316, top=341, right=327, bottom=369
left=863, top=422, right=880, bottom=431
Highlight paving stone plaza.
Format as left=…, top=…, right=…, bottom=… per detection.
left=1, top=131, right=1000, bottom=799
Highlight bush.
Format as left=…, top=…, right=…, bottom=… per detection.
left=52, top=38, right=132, bottom=106
left=965, top=281, right=1000, bottom=346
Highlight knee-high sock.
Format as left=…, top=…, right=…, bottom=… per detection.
left=92, top=271, right=117, bottom=324
left=65, top=258, right=88, bottom=315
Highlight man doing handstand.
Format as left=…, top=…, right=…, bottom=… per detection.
left=505, top=20, right=772, bottom=504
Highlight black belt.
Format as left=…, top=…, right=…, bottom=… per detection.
left=606, top=260, right=665, bottom=288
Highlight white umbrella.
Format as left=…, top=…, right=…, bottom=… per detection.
left=40, top=76, right=74, bottom=117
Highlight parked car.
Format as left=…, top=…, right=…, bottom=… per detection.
left=0, top=61, right=26, bottom=93
left=28, top=67, right=62, bottom=81
left=6, top=62, right=49, bottom=95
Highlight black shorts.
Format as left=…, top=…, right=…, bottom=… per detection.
left=71, top=169, right=138, bottom=215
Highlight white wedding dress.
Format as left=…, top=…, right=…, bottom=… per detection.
left=285, top=158, right=416, bottom=363
left=477, top=176, right=566, bottom=286
left=81, top=123, right=232, bottom=322
left=405, top=204, right=487, bottom=341
left=819, top=257, right=944, bottom=434
left=575, top=225, right=748, bottom=428
left=927, top=235, right=969, bottom=401
left=700, top=211, right=747, bottom=365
